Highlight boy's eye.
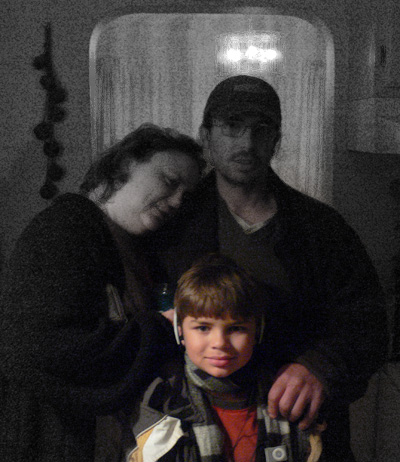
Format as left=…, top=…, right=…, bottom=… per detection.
left=229, top=325, right=247, bottom=333
left=195, top=325, right=210, bottom=332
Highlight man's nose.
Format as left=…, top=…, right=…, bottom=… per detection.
left=237, top=128, right=254, bottom=149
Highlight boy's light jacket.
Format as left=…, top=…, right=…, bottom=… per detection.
left=126, top=364, right=325, bottom=462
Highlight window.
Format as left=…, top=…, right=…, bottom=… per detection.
left=90, top=12, right=333, bottom=203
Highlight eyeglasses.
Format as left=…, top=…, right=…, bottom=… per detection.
left=212, top=120, right=278, bottom=138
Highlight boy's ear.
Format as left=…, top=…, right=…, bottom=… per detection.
left=178, top=326, right=185, bottom=346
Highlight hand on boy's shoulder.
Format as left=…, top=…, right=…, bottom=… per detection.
left=267, top=363, right=325, bottom=430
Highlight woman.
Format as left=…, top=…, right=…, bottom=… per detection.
left=0, top=124, right=204, bottom=462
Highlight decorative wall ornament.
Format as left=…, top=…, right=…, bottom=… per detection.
left=33, top=23, right=67, bottom=200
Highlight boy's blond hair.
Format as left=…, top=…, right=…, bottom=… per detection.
left=174, top=253, right=263, bottom=325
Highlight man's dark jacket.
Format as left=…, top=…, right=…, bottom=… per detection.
left=147, top=169, right=388, bottom=460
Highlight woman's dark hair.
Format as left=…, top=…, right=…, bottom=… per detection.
left=80, top=123, right=205, bottom=203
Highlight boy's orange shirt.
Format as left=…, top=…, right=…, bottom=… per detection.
left=214, top=405, right=258, bottom=462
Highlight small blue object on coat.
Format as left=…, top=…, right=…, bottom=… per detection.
left=156, top=283, right=174, bottom=312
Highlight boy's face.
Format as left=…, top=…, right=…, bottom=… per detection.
left=180, top=314, right=257, bottom=378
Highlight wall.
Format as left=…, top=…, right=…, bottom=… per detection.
left=0, top=0, right=95, bottom=271
left=340, top=0, right=400, bottom=298
left=0, top=0, right=397, bottom=460
left=340, top=2, right=400, bottom=460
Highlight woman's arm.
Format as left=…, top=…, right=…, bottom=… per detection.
left=1, top=195, right=176, bottom=417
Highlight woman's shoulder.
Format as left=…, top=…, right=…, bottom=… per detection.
left=8, top=193, right=116, bottom=273
left=20, top=193, right=107, bottom=240
left=42, top=192, right=104, bottom=221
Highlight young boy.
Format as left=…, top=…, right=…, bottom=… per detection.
left=126, top=254, right=324, bottom=462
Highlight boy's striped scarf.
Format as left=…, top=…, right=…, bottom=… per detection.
left=184, top=354, right=310, bottom=462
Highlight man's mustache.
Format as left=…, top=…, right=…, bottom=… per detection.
left=231, top=150, right=259, bottom=162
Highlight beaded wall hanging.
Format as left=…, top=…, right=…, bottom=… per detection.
left=33, top=23, right=67, bottom=200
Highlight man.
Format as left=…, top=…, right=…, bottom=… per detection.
left=149, top=75, right=388, bottom=461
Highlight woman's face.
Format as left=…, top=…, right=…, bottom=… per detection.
left=102, top=150, right=200, bottom=235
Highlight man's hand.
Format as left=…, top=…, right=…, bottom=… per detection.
left=268, top=363, right=325, bottom=430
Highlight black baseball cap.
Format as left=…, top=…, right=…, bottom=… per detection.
left=203, top=75, right=281, bottom=126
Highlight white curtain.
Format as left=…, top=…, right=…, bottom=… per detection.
left=91, top=14, right=332, bottom=204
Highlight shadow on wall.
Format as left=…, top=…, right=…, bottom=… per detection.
left=389, top=178, right=400, bottom=360
left=0, top=176, right=8, bottom=290
left=0, top=139, right=51, bottom=289
left=0, top=237, right=3, bottom=290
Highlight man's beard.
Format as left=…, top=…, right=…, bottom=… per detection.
left=219, top=168, right=262, bottom=189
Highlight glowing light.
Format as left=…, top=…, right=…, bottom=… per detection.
left=245, top=45, right=259, bottom=60
left=259, top=49, right=279, bottom=62
left=225, top=48, right=242, bottom=62
left=223, top=46, right=279, bottom=64
left=217, top=32, right=284, bottom=75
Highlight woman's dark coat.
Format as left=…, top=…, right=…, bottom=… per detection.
left=0, top=194, right=176, bottom=462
